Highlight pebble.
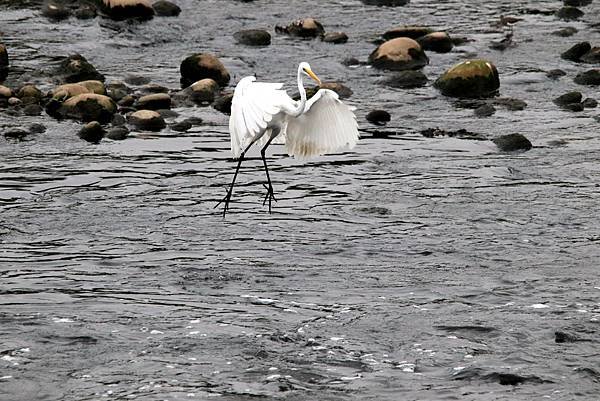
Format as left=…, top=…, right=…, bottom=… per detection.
left=366, top=109, right=391, bottom=125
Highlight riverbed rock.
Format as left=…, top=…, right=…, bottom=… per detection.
left=152, top=0, right=180, bottom=16
left=474, top=103, right=496, bottom=117
left=56, top=54, right=105, bottom=83
left=582, top=98, right=597, bottom=108
left=581, top=47, right=600, bottom=64
left=369, top=37, right=429, bottom=70
left=180, top=53, right=230, bottom=88
left=78, top=121, right=105, bottom=143
left=552, top=26, right=578, bottom=37
left=317, top=82, right=353, bottom=99
left=366, top=109, right=391, bottom=125
left=17, top=84, right=43, bottom=103
left=106, top=81, right=130, bottom=101
left=0, top=44, right=8, bottom=82
left=52, top=83, right=91, bottom=100
left=361, top=0, right=410, bottom=6
left=562, top=102, right=584, bottom=112
left=381, top=70, right=428, bottom=88
left=556, top=6, right=584, bottom=20
left=7, top=97, right=21, bottom=106
left=58, top=93, right=117, bottom=123
left=321, top=32, right=348, bottom=44
left=275, top=18, right=325, bottom=38
left=75, top=4, right=97, bottom=19
left=234, top=29, right=271, bottom=46
left=78, top=80, right=105, bottom=95
left=546, top=69, right=567, bottom=80
left=434, top=59, right=500, bottom=98
left=492, top=133, right=532, bottom=152
left=563, top=0, right=592, bottom=6
left=106, top=125, right=129, bottom=140
left=128, top=109, right=166, bottom=131
left=188, top=78, right=219, bottom=103
left=561, top=42, right=591, bottom=62
left=42, top=1, right=71, bottom=20
left=170, top=120, right=192, bottom=132
left=574, top=69, right=600, bottom=85
left=0, top=85, right=12, bottom=99
left=134, top=93, right=171, bottom=110
left=417, top=31, right=453, bottom=53
left=382, top=26, right=433, bottom=41
left=23, top=104, right=43, bottom=115
left=553, top=91, right=582, bottom=107
left=213, top=92, right=233, bottom=114
left=98, top=0, right=155, bottom=20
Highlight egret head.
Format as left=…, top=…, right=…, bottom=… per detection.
left=299, top=62, right=321, bottom=85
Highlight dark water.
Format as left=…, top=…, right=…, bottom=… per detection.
left=1, top=1, right=600, bottom=400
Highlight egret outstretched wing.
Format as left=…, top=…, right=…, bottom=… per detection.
left=229, top=76, right=295, bottom=158
left=284, top=89, right=359, bottom=159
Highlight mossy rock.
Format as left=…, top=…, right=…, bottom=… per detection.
left=434, top=59, right=500, bottom=98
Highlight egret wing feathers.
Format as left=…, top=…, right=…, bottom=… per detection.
left=284, top=89, right=359, bottom=159
left=229, top=77, right=294, bottom=158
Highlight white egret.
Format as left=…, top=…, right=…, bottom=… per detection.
left=215, top=62, right=359, bottom=216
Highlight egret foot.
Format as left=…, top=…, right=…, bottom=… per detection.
left=262, top=183, right=277, bottom=213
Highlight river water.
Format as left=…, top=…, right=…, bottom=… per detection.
left=1, top=1, right=600, bottom=400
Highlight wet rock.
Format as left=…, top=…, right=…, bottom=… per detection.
left=188, top=78, right=219, bottom=103
left=434, top=59, right=500, bottom=98
left=57, top=93, right=117, bottom=123
left=106, top=81, right=130, bottom=102
left=42, top=1, right=71, bottom=20
left=581, top=47, right=600, bottom=64
left=382, top=26, right=433, bottom=41
left=382, top=70, right=427, bottom=88
left=417, top=31, right=453, bottom=53
left=275, top=18, right=325, bottom=38
left=7, top=97, right=21, bottom=107
left=213, top=92, right=233, bottom=114
left=492, top=133, right=532, bottom=152
left=317, top=82, right=353, bottom=99
left=361, top=0, right=410, bottom=7
left=0, top=85, right=12, bottom=99
left=78, top=121, right=105, bottom=143
left=156, top=108, right=178, bottom=118
left=552, top=26, right=578, bottom=37
left=106, top=125, right=129, bottom=140
left=17, top=84, right=43, bottom=103
left=111, top=113, right=126, bottom=126
left=421, top=127, right=487, bottom=140
left=474, top=103, right=496, bottom=117
left=170, top=120, right=192, bottom=132
left=563, top=102, right=584, bottom=112
left=118, top=95, right=135, bottom=107
left=152, top=0, right=180, bottom=16
left=369, top=37, right=429, bottom=71
left=556, top=6, right=584, bottom=20
left=234, top=29, right=271, bottom=46
left=56, top=54, right=104, bottom=83
left=124, top=75, right=151, bottom=86
left=52, top=83, right=91, bottom=100
left=563, top=0, right=592, bottom=7
left=321, top=32, right=348, bottom=44
left=554, top=91, right=582, bottom=106
left=134, top=93, right=171, bottom=110
left=98, top=0, right=155, bottom=21
left=74, top=4, right=97, bottom=19
left=582, top=98, right=598, bottom=108
left=489, top=32, right=514, bottom=51
left=29, top=123, right=47, bottom=133
left=452, top=367, right=550, bottom=385
left=128, top=109, right=166, bottom=131
left=23, top=103, right=43, bottom=116
left=546, top=69, right=566, bottom=79
left=366, top=109, right=391, bottom=125
left=574, top=69, right=600, bottom=85
left=0, top=46, right=7, bottom=82
left=342, top=57, right=361, bottom=66
left=561, top=42, right=591, bottom=62
left=78, top=80, right=106, bottom=95
left=180, top=53, right=230, bottom=88
left=493, top=97, right=527, bottom=111
left=3, top=129, right=30, bottom=140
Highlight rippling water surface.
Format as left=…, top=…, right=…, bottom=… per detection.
left=1, top=1, right=600, bottom=400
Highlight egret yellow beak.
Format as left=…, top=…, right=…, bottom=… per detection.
left=306, top=68, right=322, bottom=86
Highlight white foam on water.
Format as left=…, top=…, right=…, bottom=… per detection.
left=530, top=303, right=549, bottom=309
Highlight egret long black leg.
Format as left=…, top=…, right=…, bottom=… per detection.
left=215, top=142, right=255, bottom=217
left=260, top=135, right=278, bottom=214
